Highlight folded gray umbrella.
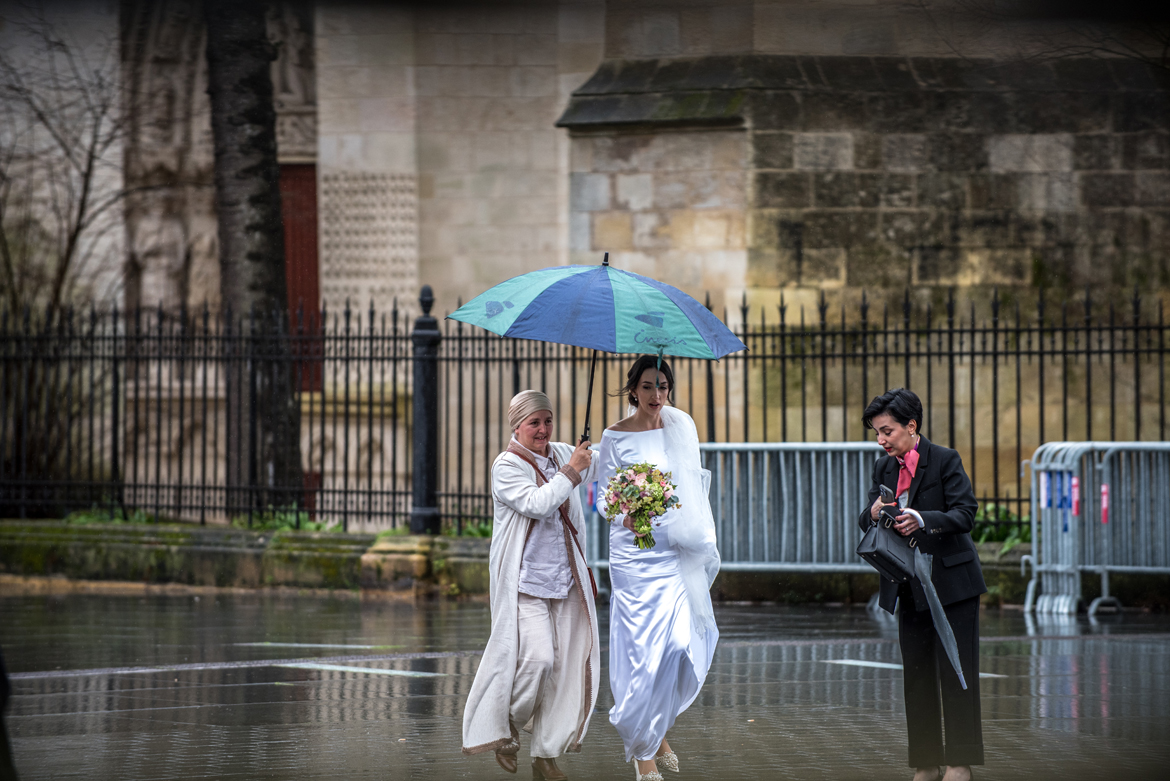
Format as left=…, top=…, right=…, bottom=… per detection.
left=904, top=510, right=968, bottom=691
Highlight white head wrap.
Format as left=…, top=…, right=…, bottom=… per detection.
left=508, top=390, right=553, bottom=431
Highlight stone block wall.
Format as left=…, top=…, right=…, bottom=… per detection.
left=560, top=53, right=1170, bottom=316
left=316, top=4, right=420, bottom=315
left=413, top=1, right=604, bottom=316
left=569, top=129, right=748, bottom=312
left=747, top=56, right=1170, bottom=310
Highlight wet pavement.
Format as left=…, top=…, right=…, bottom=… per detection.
left=3, top=592, right=1169, bottom=780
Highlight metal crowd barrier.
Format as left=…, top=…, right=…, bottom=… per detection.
left=583, top=442, right=884, bottom=574
left=1022, top=442, right=1170, bottom=616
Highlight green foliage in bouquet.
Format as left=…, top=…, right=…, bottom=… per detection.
left=602, top=462, right=681, bottom=550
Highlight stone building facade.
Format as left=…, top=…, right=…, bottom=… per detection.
left=119, top=0, right=606, bottom=318
left=111, top=0, right=1167, bottom=320
left=558, top=0, right=1170, bottom=319
left=120, top=0, right=216, bottom=314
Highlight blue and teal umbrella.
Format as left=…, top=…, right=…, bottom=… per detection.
left=448, top=254, right=746, bottom=439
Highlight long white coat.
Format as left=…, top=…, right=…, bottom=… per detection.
left=461, top=442, right=601, bottom=756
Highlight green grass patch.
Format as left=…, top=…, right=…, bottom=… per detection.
left=973, top=503, right=1031, bottom=556
left=446, top=519, right=492, bottom=537
left=231, top=506, right=339, bottom=533
left=65, top=505, right=159, bottom=525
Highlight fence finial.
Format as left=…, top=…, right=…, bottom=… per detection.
left=419, top=285, right=434, bottom=315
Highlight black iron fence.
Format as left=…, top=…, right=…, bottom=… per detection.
left=0, top=303, right=413, bottom=530
left=2, top=287, right=1167, bottom=532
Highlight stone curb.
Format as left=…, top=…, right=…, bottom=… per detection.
left=0, top=520, right=1059, bottom=605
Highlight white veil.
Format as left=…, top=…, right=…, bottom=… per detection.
left=660, top=405, right=720, bottom=637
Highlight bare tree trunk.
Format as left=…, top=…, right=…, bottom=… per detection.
left=203, top=0, right=302, bottom=516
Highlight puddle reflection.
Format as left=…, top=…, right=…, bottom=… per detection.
left=3, top=595, right=1169, bottom=780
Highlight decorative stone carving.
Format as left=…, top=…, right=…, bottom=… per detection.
left=120, top=0, right=219, bottom=311
left=320, top=172, right=419, bottom=315
left=275, top=107, right=317, bottom=162
left=268, top=1, right=316, bottom=163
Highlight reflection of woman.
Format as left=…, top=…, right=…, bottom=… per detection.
left=596, top=356, right=720, bottom=781
left=858, top=389, right=985, bottom=781
left=463, top=390, right=601, bottom=781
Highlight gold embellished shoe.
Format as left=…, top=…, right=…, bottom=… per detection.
left=654, top=752, right=679, bottom=773
left=633, top=760, right=665, bottom=781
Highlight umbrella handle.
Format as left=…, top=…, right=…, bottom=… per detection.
left=580, top=349, right=598, bottom=444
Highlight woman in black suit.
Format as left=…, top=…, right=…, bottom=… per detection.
left=858, top=388, right=984, bottom=781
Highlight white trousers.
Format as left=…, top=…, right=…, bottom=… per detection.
left=512, top=592, right=570, bottom=758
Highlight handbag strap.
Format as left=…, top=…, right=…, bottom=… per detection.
left=505, top=443, right=599, bottom=600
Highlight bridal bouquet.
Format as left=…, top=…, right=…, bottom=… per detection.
left=602, top=462, right=681, bottom=550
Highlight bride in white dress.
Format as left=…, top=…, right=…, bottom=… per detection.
left=596, top=355, right=721, bottom=781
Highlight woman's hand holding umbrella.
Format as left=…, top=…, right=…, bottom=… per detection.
left=568, top=440, right=592, bottom=473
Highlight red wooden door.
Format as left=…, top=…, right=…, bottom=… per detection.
left=279, top=163, right=322, bottom=391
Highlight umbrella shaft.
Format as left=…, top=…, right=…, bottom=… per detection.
left=581, top=349, right=598, bottom=443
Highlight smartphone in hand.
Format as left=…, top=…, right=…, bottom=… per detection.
left=878, top=484, right=898, bottom=525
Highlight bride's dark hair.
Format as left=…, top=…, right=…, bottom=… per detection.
left=617, top=354, right=675, bottom=408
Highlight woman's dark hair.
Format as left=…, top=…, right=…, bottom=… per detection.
left=863, top=388, right=923, bottom=432
left=618, top=354, right=675, bottom=407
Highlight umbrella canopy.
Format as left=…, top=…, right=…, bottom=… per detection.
left=448, top=262, right=746, bottom=361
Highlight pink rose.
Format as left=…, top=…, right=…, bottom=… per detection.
left=633, top=473, right=647, bottom=486
left=664, top=489, right=673, bottom=499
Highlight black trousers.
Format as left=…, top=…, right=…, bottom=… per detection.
left=898, top=592, right=984, bottom=768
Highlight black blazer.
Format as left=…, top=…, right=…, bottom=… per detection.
left=857, top=436, right=985, bottom=614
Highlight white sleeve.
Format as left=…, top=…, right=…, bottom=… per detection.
left=493, top=456, right=575, bottom=521
left=594, top=435, right=621, bottom=517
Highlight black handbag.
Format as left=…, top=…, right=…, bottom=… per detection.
left=857, top=505, right=917, bottom=583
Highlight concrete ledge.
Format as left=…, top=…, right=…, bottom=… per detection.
left=0, top=521, right=374, bottom=591
left=0, top=521, right=268, bottom=587
left=4, top=522, right=1164, bottom=608
left=360, top=535, right=435, bottom=591
left=432, top=537, right=491, bottom=595
left=264, top=531, right=378, bottom=590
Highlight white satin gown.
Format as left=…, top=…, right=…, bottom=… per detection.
left=597, top=427, right=719, bottom=763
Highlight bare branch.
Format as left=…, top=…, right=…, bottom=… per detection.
left=0, top=5, right=127, bottom=316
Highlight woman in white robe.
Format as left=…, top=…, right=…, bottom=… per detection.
left=596, top=356, right=720, bottom=781
left=462, top=390, right=601, bottom=781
